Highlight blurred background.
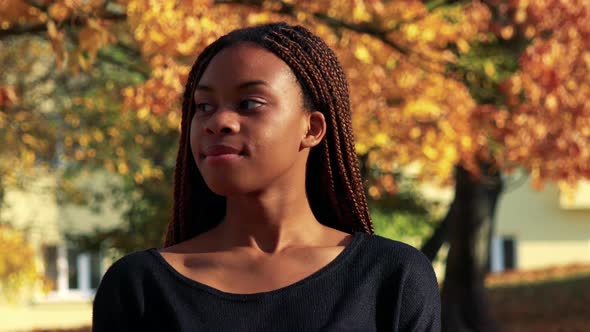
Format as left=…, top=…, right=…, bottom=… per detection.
left=1, top=0, right=589, bottom=331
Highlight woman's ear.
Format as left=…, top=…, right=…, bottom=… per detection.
left=301, top=111, right=326, bottom=149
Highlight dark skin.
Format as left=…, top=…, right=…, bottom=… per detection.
left=160, top=43, right=352, bottom=294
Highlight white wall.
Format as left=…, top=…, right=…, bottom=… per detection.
left=1, top=170, right=126, bottom=301
left=1, top=170, right=126, bottom=242
left=496, top=178, right=590, bottom=269
left=1, top=173, right=61, bottom=245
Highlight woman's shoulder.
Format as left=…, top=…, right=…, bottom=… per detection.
left=93, top=249, right=164, bottom=328
left=357, top=233, right=440, bottom=316
left=360, top=232, right=427, bottom=257
left=98, top=249, right=160, bottom=287
left=357, top=233, right=434, bottom=272
left=109, top=248, right=157, bottom=269
left=358, top=235, right=441, bottom=330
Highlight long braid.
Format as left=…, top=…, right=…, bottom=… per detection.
left=266, top=26, right=373, bottom=233
left=265, top=32, right=349, bottom=231
left=165, top=42, right=228, bottom=246
left=164, top=23, right=374, bottom=247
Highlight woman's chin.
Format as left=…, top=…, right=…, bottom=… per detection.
left=204, top=179, right=256, bottom=197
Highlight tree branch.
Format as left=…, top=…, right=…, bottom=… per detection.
left=421, top=200, right=453, bottom=261
left=0, top=24, right=47, bottom=39
left=23, top=0, right=47, bottom=12
left=97, top=50, right=150, bottom=79
left=2, top=0, right=466, bottom=79
left=0, top=5, right=127, bottom=40
left=215, top=0, right=463, bottom=77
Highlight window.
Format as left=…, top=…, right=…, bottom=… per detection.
left=490, top=236, right=517, bottom=272
left=42, top=245, right=58, bottom=292
left=67, top=249, right=79, bottom=290
left=90, top=251, right=102, bottom=289
left=502, top=237, right=517, bottom=269
left=42, top=244, right=102, bottom=300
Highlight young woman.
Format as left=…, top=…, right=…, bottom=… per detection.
left=92, top=23, right=441, bottom=331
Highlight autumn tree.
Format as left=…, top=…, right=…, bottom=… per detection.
left=0, top=224, right=40, bottom=303
left=2, top=0, right=589, bottom=330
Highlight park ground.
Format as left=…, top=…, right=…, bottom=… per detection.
left=488, top=264, right=590, bottom=332
left=1, top=264, right=589, bottom=332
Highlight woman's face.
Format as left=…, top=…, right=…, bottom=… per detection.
left=190, top=43, right=319, bottom=196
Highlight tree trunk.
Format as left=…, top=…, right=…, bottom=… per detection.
left=421, top=201, right=453, bottom=261
left=441, top=164, right=503, bottom=332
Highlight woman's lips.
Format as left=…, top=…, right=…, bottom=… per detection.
left=202, top=145, right=243, bottom=163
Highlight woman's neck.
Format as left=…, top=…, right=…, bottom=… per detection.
left=213, top=190, right=325, bottom=253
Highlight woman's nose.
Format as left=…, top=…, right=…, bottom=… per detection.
left=205, top=108, right=240, bottom=135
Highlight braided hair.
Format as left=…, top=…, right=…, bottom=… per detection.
left=164, top=22, right=373, bottom=247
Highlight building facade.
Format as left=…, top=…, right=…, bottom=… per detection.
left=493, top=179, right=590, bottom=271
left=0, top=171, right=124, bottom=331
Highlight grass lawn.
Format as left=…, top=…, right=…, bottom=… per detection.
left=487, top=264, right=590, bottom=332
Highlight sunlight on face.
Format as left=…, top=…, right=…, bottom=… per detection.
left=190, top=43, right=311, bottom=196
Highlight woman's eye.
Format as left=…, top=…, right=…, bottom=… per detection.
left=196, top=103, right=214, bottom=112
left=238, top=100, right=264, bottom=110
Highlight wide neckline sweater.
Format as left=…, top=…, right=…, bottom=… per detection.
left=92, top=232, right=441, bottom=331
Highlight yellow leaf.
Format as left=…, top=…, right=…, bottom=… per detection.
left=137, top=107, right=150, bottom=119
left=200, top=17, right=214, bottom=30
left=404, top=99, right=441, bottom=120
left=421, top=28, right=435, bottom=42
left=93, top=130, right=104, bottom=142
left=22, top=134, right=35, bottom=145
left=117, top=161, right=129, bottom=175
left=544, top=94, right=558, bottom=111
left=354, top=45, right=373, bottom=64
left=247, top=12, right=271, bottom=25
left=22, top=150, right=35, bottom=164
left=177, top=37, right=198, bottom=55
left=353, top=4, right=371, bottom=22
left=355, top=142, right=368, bottom=154
left=134, top=173, right=145, bottom=183
left=77, top=52, right=89, bottom=71
left=484, top=61, right=496, bottom=77
left=47, top=20, right=58, bottom=39
left=79, top=134, right=90, bottom=147
left=148, top=29, right=166, bottom=44
left=501, top=25, right=514, bottom=40
left=422, top=145, right=438, bottom=160
left=368, top=185, right=381, bottom=198
left=48, top=3, right=71, bottom=22
left=460, top=136, right=472, bottom=149
left=78, top=22, right=112, bottom=61
left=456, top=38, right=470, bottom=53
left=374, top=133, right=388, bottom=147
left=410, top=127, right=422, bottom=139
left=405, top=24, right=419, bottom=40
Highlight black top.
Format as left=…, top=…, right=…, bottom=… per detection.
left=92, top=232, right=441, bottom=331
